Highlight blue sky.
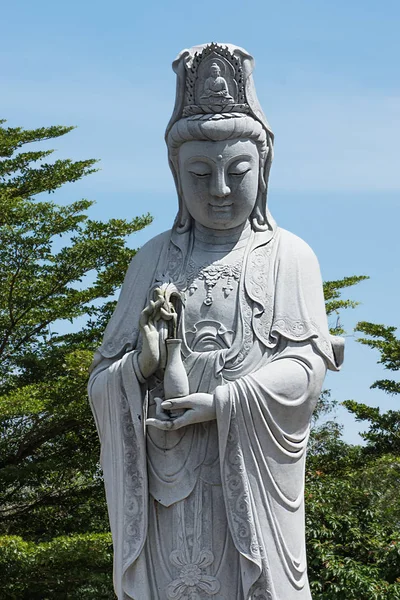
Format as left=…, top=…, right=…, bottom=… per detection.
left=2, top=0, right=399, bottom=442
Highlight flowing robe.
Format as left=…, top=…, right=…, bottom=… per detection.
left=88, top=225, right=343, bottom=600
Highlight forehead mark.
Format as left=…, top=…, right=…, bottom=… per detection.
left=217, top=154, right=223, bottom=161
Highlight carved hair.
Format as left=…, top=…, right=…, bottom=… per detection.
left=166, top=114, right=274, bottom=233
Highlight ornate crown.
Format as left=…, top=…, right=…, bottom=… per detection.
left=182, top=43, right=250, bottom=116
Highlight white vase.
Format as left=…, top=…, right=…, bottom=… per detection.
left=164, top=339, right=189, bottom=418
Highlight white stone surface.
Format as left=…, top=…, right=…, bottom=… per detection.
left=88, top=42, right=344, bottom=600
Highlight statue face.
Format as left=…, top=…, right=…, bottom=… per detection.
left=178, top=139, right=260, bottom=230
left=210, top=66, right=220, bottom=77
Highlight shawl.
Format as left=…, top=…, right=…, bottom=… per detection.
left=93, top=225, right=343, bottom=371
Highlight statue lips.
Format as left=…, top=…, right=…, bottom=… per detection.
left=208, top=202, right=233, bottom=213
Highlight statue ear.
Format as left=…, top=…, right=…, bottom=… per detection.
left=175, top=196, right=192, bottom=233
left=168, top=154, right=191, bottom=233
left=251, top=138, right=274, bottom=232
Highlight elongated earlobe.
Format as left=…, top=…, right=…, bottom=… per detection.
left=172, top=164, right=193, bottom=233
left=250, top=137, right=274, bottom=232
left=175, top=198, right=192, bottom=233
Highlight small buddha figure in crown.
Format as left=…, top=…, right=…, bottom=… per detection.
left=200, top=62, right=234, bottom=104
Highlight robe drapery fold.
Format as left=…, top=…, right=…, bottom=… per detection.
left=88, top=225, right=343, bottom=599
left=89, top=352, right=148, bottom=598
left=215, top=343, right=326, bottom=599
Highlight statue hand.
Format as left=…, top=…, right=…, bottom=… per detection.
left=146, top=393, right=215, bottom=430
left=138, top=299, right=165, bottom=378
left=150, top=396, right=172, bottom=422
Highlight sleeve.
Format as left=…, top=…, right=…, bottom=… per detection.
left=213, top=339, right=326, bottom=597
left=248, top=229, right=344, bottom=372
left=87, top=351, right=149, bottom=599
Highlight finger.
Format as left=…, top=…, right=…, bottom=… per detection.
left=140, top=322, right=156, bottom=336
left=167, top=410, right=196, bottom=430
left=148, top=298, right=166, bottom=326
left=153, top=298, right=165, bottom=312
left=155, top=288, right=165, bottom=300
left=154, top=397, right=170, bottom=421
left=140, top=303, right=155, bottom=327
left=159, top=308, right=174, bottom=320
left=146, top=418, right=173, bottom=430
left=161, top=397, right=193, bottom=410
left=147, top=300, right=157, bottom=313
left=154, top=306, right=169, bottom=324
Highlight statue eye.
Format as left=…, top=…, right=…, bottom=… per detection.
left=189, top=171, right=211, bottom=178
left=187, top=160, right=212, bottom=178
left=229, top=168, right=251, bottom=178
left=228, top=160, right=252, bottom=178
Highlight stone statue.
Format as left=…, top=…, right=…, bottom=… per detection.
left=200, top=62, right=234, bottom=104
left=88, top=42, right=344, bottom=600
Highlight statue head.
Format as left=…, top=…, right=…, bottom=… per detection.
left=165, top=43, right=275, bottom=234
left=210, top=63, right=221, bottom=78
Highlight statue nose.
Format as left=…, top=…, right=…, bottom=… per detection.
left=210, top=171, right=231, bottom=198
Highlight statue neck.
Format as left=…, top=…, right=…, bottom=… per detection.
left=193, top=221, right=251, bottom=248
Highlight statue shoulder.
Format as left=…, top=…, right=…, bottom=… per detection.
left=129, top=229, right=172, bottom=266
left=276, top=227, right=319, bottom=266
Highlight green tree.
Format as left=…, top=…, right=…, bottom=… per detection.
left=306, top=318, right=400, bottom=599
left=0, top=120, right=151, bottom=598
left=344, top=321, right=400, bottom=455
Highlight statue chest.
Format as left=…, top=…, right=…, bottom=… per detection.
left=180, top=246, right=245, bottom=352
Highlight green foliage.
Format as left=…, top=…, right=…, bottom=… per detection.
left=356, top=321, right=400, bottom=394
left=343, top=322, right=400, bottom=455
left=307, top=418, right=400, bottom=599
left=306, top=312, right=400, bottom=597
left=0, top=120, right=151, bottom=597
left=0, top=534, right=113, bottom=599
left=0, top=121, right=97, bottom=203
left=323, top=275, right=369, bottom=334
left=306, top=448, right=400, bottom=598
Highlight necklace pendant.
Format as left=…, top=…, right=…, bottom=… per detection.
left=203, top=294, right=213, bottom=306
left=186, top=257, right=243, bottom=308
left=223, top=284, right=233, bottom=297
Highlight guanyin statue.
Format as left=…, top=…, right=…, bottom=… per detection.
left=88, top=42, right=343, bottom=600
